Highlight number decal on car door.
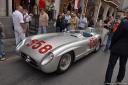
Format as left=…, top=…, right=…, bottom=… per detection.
left=26, top=39, right=52, bottom=54
left=89, top=37, right=97, bottom=49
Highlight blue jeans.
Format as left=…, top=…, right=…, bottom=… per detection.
left=38, top=26, right=47, bottom=34
left=104, top=33, right=113, bottom=51
left=0, top=39, right=5, bottom=58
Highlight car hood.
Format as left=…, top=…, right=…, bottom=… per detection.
left=19, top=33, right=80, bottom=63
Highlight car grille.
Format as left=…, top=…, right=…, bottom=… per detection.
left=20, top=52, right=38, bottom=68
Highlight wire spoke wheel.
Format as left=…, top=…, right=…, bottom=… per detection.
left=59, top=53, right=72, bottom=72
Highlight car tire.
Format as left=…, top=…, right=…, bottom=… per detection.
left=57, top=52, right=73, bottom=73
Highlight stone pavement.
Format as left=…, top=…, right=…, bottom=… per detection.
left=3, top=38, right=16, bottom=55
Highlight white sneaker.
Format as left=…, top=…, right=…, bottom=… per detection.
left=0, top=57, right=6, bottom=61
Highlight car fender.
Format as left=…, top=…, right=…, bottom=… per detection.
left=56, top=46, right=78, bottom=57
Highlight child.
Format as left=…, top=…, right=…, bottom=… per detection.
left=0, top=22, right=6, bottom=61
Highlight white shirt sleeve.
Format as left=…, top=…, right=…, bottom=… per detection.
left=19, top=13, right=24, bottom=24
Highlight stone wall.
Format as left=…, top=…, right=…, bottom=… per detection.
left=121, top=0, right=128, bottom=10
left=0, top=17, right=14, bottom=38
left=0, top=0, right=6, bottom=16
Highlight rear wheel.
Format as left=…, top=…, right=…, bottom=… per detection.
left=57, top=53, right=73, bottom=73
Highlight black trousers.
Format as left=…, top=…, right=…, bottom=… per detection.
left=105, top=54, right=128, bottom=83
left=48, top=10, right=54, bottom=21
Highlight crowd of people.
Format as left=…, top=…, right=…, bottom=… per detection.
left=12, top=6, right=32, bottom=45
left=101, top=12, right=128, bottom=85
left=0, top=3, right=128, bottom=85
left=101, top=15, right=122, bottom=52
left=0, top=4, right=90, bottom=61
left=56, top=11, right=89, bottom=32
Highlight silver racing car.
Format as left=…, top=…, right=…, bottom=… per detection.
left=16, top=27, right=101, bottom=73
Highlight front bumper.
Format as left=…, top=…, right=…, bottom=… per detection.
left=20, top=52, right=61, bottom=73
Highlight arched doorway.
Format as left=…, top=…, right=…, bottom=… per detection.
left=98, top=6, right=104, bottom=20
left=59, top=0, right=81, bottom=14
left=13, top=0, right=35, bottom=13
left=59, top=0, right=74, bottom=13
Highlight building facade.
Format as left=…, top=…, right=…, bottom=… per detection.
left=0, top=0, right=14, bottom=38
left=0, top=0, right=13, bottom=17
left=120, top=0, right=128, bottom=10
left=0, top=0, right=7, bottom=16
left=57, top=0, right=121, bottom=25
left=91, top=0, right=121, bottom=25
left=0, top=0, right=123, bottom=38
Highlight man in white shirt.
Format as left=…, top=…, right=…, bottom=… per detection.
left=12, top=6, right=26, bottom=45
left=78, top=13, right=88, bottom=30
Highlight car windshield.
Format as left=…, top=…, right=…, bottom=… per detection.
left=84, top=27, right=96, bottom=33
left=68, top=28, right=96, bottom=38
left=83, top=32, right=92, bottom=37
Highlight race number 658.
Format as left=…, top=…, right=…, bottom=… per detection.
left=89, top=37, right=97, bottom=49
left=26, top=39, right=52, bottom=54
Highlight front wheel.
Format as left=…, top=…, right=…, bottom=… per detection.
left=57, top=53, right=72, bottom=73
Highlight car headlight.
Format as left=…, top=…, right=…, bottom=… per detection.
left=41, top=53, right=54, bottom=65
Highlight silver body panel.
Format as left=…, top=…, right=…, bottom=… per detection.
left=17, top=27, right=101, bottom=73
